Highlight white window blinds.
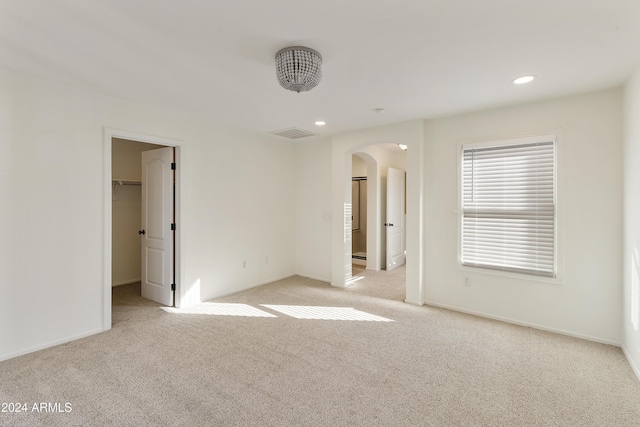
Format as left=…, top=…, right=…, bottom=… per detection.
left=462, top=139, right=556, bottom=277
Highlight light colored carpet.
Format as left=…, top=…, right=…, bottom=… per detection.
left=112, top=282, right=163, bottom=307
left=1, top=267, right=640, bottom=426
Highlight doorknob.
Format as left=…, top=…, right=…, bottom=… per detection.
left=139, top=230, right=145, bottom=235
left=384, top=223, right=394, bottom=227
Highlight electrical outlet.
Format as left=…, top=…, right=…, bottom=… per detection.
left=243, top=260, right=246, bottom=268
left=463, top=277, right=470, bottom=286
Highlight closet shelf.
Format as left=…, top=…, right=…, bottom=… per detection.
left=112, top=179, right=141, bottom=186
left=112, top=179, right=141, bottom=197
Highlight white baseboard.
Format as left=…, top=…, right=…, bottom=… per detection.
left=424, top=299, right=621, bottom=347
left=297, top=273, right=331, bottom=283
left=622, top=345, right=640, bottom=383
left=0, top=328, right=104, bottom=362
left=112, top=278, right=141, bottom=287
left=203, top=273, right=298, bottom=301
left=249, top=273, right=297, bottom=290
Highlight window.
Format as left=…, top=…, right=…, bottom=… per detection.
left=461, top=136, right=556, bottom=278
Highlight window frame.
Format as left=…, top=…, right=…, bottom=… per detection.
left=456, top=133, right=563, bottom=284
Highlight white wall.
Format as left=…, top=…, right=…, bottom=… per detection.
left=352, top=154, right=367, bottom=177
left=623, top=67, right=640, bottom=378
left=423, top=88, right=623, bottom=344
left=0, top=68, right=296, bottom=361
left=185, top=126, right=295, bottom=303
left=293, top=137, right=333, bottom=282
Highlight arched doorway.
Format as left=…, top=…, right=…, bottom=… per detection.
left=329, top=121, right=425, bottom=305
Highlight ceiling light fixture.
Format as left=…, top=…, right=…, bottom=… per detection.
left=513, top=75, right=536, bottom=85
left=275, top=46, right=322, bottom=93
left=314, top=121, right=326, bottom=126
left=398, top=144, right=408, bottom=151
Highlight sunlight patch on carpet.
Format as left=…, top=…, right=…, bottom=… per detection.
left=346, top=275, right=365, bottom=286
left=261, top=305, right=393, bottom=322
left=162, top=303, right=277, bottom=317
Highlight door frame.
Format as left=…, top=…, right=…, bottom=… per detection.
left=103, top=128, right=184, bottom=330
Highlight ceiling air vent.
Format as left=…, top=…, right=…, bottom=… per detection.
left=270, top=127, right=318, bottom=139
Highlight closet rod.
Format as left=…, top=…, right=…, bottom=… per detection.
left=112, top=179, right=141, bottom=197
left=112, top=179, right=141, bottom=186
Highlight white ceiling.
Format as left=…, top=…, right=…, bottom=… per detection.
left=1, top=0, right=639, bottom=136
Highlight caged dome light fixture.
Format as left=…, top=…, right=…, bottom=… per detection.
left=275, top=46, right=322, bottom=93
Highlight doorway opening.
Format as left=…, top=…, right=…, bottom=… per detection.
left=351, top=175, right=367, bottom=265
left=111, top=138, right=166, bottom=306
left=103, top=128, right=183, bottom=330
left=347, top=144, right=406, bottom=299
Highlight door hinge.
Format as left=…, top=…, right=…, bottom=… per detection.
left=171, top=223, right=176, bottom=231
left=171, top=283, right=176, bottom=291
left=171, top=162, right=176, bottom=170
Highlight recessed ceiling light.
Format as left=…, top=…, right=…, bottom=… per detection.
left=314, top=121, right=326, bottom=126
left=513, top=75, right=536, bottom=85
left=373, top=107, right=386, bottom=114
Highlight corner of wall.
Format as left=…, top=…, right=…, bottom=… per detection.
left=622, top=345, right=640, bottom=382
left=622, top=66, right=640, bottom=382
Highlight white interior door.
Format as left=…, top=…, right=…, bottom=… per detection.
left=386, top=167, right=405, bottom=271
left=141, top=147, right=174, bottom=306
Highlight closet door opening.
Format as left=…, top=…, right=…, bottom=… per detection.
left=104, top=129, right=183, bottom=329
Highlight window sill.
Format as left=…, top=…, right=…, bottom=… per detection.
left=457, top=263, right=562, bottom=286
